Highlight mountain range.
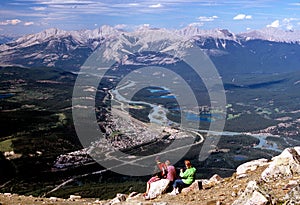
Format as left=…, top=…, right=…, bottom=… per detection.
left=1, top=26, right=300, bottom=75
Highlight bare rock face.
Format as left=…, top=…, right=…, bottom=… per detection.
left=232, top=181, right=269, bottom=205
left=236, top=158, right=269, bottom=178
left=231, top=147, right=300, bottom=205
left=284, top=184, right=300, bottom=204
left=201, top=174, right=223, bottom=190
left=261, top=147, right=300, bottom=182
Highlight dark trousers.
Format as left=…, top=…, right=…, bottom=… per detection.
left=173, top=179, right=189, bottom=190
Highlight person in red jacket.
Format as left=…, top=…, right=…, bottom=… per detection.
left=144, top=156, right=167, bottom=196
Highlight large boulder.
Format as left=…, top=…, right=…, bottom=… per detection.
left=181, top=174, right=223, bottom=193
left=201, top=174, right=223, bottom=190
left=181, top=180, right=202, bottom=193
left=261, top=147, right=300, bottom=182
left=232, top=181, right=269, bottom=205
left=146, top=179, right=170, bottom=200
left=236, top=158, right=269, bottom=178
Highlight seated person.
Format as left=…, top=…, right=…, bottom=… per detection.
left=144, top=157, right=167, bottom=196
left=165, top=160, right=177, bottom=191
left=169, top=160, right=196, bottom=195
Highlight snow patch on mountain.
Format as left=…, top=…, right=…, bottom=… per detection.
left=1, top=25, right=300, bottom=70
left=239, top=27, right=300, bottom=43
left=176, top=26, right=236, bottom=40
left=1, top=25, right=120, bottom=52
left=99, top=28, right=193, bottom=65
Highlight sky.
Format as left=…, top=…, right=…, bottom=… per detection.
left=1, top=0, right=300, bottom=36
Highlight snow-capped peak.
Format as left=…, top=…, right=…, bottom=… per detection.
left=176, top=26, right=202, bottom=37
left=239, top=27, right=300, bottom=43
left=176, top=26, right=236, bottom=40
left=2, top=25, right=121, bottom=52
left=16, top=28, right=68, bottom=43
left=92, top=25, right=119, bottom=38
left=1, top=25, right=300, bottom=70
left=10, top=28, right=71, bottom=49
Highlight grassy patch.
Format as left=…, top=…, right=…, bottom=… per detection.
left=0, top=139, right=13, bottom=152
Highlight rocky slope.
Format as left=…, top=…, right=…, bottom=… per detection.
left=1, top=147, right=300, bottom=205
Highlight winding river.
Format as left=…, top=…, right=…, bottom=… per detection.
left=110, top=80, right=282, bottom=153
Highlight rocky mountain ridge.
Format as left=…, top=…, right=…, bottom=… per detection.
left=2, top=26, right=300, bottom=46
left=1, top=26, right=300, bottom=73
left=1, top=146, right=300, bottom=205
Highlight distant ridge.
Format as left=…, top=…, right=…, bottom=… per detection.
left=0, top=25, right=300, bottom=74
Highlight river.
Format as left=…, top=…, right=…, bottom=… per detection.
left=110, top=80, right=282, bottom=153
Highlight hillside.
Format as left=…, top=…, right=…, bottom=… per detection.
left=1, top=147, right=300, bottom=205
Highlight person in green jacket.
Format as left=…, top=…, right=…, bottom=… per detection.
left=169, top=160, right=196, bottom=195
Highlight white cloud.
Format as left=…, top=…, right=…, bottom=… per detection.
left=266, top=18, right=300, bottom=30
left=128, top=3, right=139, bottom=6
left=38, top=0, right=96, bottom=5
left=283, top=18, right=294, bottom=30
left=233, top=14, right=252, bottom=20
left=283, top=18, right=298, bottom=22
left=31, top=7, right=47, bottom=11
left=189, top=22, right=204, bottom=27
left=276, top=18, right=299, bottom=30
left=149, top=3, right=163, bottom=8
left=267, top=20, right=280, bottom=28
left=24, top=22, right=34, bottom=26
left=0, top=19, right=22, bottom=26
left=198, top=15, right=218, bottom=22
left=0, top=9, right=47, bottom=18
left=289, top=2, right=300, bottom=6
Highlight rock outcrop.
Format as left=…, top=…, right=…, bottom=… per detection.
left=232, top=181, right=269, bottom=205
left=181, top=180, right=202, bottom=193
left=146, top=179, right=170, bottom=200
left=236, top=158, right=269, bottom=178
left=261, top=147, right=300, bottom=182
left=232, top=147, right=300, bottom=205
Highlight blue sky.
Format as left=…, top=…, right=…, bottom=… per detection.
left=1, top=0, right=300, bottom=36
